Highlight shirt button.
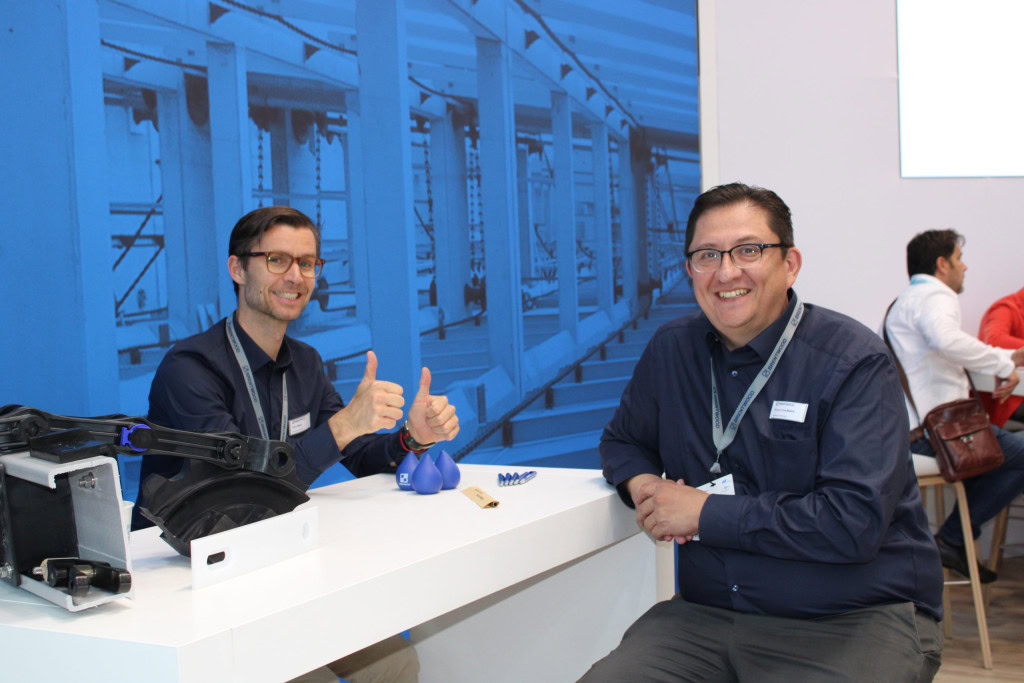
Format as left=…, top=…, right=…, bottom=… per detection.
left=730, top=370, right=738, bottom=377
left=731, top=584, right=738, bottom=592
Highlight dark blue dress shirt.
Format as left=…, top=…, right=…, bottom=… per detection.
left=601, top=292, right=943, bottom=620
left=133, top=314, right=405, bottom=529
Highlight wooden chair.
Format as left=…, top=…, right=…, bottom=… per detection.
left=984, top=418, right=1024, bottom=607
left=914, top=453, right=992, bottom=669
left=984, top=494, right=1024, bottom=608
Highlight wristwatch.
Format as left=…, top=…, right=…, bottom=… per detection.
left=400, top=421, right=436, bottom=453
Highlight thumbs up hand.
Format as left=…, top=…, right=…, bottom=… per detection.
left=407, top=367, right=460, bottom=445
left=328, top=351, right=405, bottom=450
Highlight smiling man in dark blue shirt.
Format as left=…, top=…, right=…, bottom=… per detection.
left=134, top=205, right=460, bottom=683
left=582, top=184, right=944, bottom=682
left=135, top=206, right=461, bottom=525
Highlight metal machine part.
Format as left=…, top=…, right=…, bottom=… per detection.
left=0, top=405, right=299, bottom=481
left=0, top=453, right=133, bottom=611
left=35, top=557, right=132, bottom=597
left=0, top=405, right=309, bottom=563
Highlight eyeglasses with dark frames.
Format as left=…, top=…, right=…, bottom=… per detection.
left=686, top=243, right=785, bottom=273
left=243, top=252, right=325, bottom=278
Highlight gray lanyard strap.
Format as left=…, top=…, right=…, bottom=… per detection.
left=226, top=317, right=288, bottom=441
left=709, top=295, right=804, bottom=474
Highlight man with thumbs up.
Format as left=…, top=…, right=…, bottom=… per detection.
left=136, top=205, right=460, bottom=516
left=133, top=206, right=458, bottom=682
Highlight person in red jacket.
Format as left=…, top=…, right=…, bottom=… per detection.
left=979, top=288, right=1024, bottom=426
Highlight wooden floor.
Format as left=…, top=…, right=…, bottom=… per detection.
left=934, top=555, right=1024, bottom=681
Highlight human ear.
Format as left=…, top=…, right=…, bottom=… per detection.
left=784, top=246, right=802, bottom=287
left=228, top=254, right=246, bottom=286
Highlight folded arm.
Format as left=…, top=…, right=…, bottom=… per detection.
left=698, top=353, right=912, bottom=564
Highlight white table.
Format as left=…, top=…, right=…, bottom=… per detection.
left=968, top=370, right=1024, bottom=396
left=0, top=465, right=658, bottom=682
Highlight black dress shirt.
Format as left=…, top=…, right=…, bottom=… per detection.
left=133, top=314, right=405, bottom=529
left=601, top=292, right=943, bottom=620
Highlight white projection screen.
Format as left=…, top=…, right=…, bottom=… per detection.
left=897, top=0, right=1024, bottom=177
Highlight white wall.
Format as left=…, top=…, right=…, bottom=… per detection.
left=698, top=0, right=1023, bottom=333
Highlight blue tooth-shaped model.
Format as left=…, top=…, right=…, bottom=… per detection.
left=435, top=449, right=461, bottom=490
left=411, top=452, right=443, bottom=494
left=395, top=452, right=418, bottom=491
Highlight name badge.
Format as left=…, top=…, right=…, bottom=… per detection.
left=770, top=400, right=808, bottom=423
left=692, top=474, right=735, bottom=542
left=288, top=412, right=312, bottom=436
left=697, top=473, right=735, bottom=496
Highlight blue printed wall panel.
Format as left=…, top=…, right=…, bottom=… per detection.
left=1, top=1, right=698, bottom=474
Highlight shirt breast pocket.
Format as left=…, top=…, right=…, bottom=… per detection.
left=758, top=435, right=819, bottom=494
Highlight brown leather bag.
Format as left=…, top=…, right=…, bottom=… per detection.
left=920, top=398, right=1004, bottom=482
left=883, top=301, right=1005, bottom=482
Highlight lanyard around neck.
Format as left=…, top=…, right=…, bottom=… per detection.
left=709, top=294, right=804, bottom=474
left=226, top=317, right=288, bottom=441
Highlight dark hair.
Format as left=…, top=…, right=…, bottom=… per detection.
left=228, top=206, right=319, bottom=294
left=684, top=182, right=794, bottom=254
left=906, top=229, right=963, bottom=278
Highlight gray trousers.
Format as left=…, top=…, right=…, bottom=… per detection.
left=579, top=598, right=942, bottom=682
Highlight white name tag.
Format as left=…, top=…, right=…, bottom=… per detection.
left=288, top=412, right=311, bottom=436
left=770, top=400, right=808, bottom=423
left=697, top=473, right=735, bottom=496
left=693, top=474, right=735, bottom=542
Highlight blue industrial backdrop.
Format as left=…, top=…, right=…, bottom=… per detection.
left=1, top=0, right=699, bottom=490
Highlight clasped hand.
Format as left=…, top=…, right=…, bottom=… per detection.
left=628, top=474, right=709, bottom=545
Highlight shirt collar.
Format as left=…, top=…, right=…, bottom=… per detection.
left=229, top=312, right=293, bottom=371
left=703, top=289, right=798, bottom=361
left=747, top=289, right=799, bottom=360
left=909, top=273, right=945, bottom=289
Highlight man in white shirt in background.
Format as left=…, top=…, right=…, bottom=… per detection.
left=885, top=229, right=1024, bottom=583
